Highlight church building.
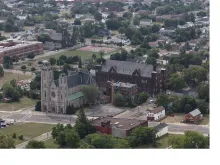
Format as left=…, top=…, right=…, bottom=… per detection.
left=40, top=60, right=96, bottom=114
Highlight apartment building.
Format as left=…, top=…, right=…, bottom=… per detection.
left=0, top=40, right=43, bottom=63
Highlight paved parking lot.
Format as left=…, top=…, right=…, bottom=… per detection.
left=85, top=104, right=127, bottom=117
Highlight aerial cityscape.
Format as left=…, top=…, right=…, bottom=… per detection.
left=0, top=0, right=209, bottom=149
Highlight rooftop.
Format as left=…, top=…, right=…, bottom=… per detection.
left=189, top=109, right=201, bottom=117
left=68, top=91, right=84, bottom=101
left=92, top=117, right=147, bottom=130
left=150, top=106, right=165, bottom=114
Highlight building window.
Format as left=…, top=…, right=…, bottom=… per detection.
left=61, top=94, right=63, bottom=100
left=44, top=92, right=46, bottom=97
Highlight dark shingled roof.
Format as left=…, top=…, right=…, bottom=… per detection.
left=53, top=71, right=96, bottom=88
left=101, top=60, right=154, bottom=78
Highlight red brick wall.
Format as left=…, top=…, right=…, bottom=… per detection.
left=95, top=126, right=112, bottom=135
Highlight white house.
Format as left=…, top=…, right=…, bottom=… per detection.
left=155, top=123, right=168, bottom=138
left=147, top=106, right=166, bottom=121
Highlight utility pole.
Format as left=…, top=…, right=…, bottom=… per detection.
left=111, top=79, right=114, bottom=105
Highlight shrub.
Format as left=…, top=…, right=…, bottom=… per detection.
left=21, top=65, right=26, bottom=70
left=31, top=67, right=36, bottom=72
left=12, top=133, right=16, bottom=139
left=114, top=93, right=125, bottom=107
left=18, top=135, right=24, bottom=140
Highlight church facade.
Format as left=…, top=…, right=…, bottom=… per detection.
left=41, top=60, right=96, bottom=114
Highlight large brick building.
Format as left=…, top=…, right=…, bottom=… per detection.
left=95, top=60, right=167, bottom=96
left=0, top=40, right=43, bottom=63
left=92, top=117, right=148, bottom=138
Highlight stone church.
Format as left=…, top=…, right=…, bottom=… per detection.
left=41, top=60, right=96, bottom=114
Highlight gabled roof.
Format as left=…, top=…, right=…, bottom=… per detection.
left=189, top=109, right=201, bottom=117
left=155, top=123, right=168, bottom=131
left=151, top=106, right=165, bottom=114
left=101, top=60, right=154, bottom=78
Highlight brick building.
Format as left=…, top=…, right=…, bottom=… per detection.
left=92, top=117, right=148, bottom=138
left=95, top=60, right=167, bottom=96
left=185, top=109, right=203, bottom=124
left=0, top=40, right=43, bottom=63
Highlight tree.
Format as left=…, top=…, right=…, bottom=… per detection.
left=74, top=109, right=94, bottom=139
left=94, top=12, right=102, bottom=21
left=197, top=84, right=209, bottom=102
left=10, top=79, right=16, bottom=87
left=106, top=19, right=120, bottom=30
left=138, top=92, right=148, bottom=104
left=133, top=18, right=140, bottom=25
left=35, top=101, right=41, bottom=111
left=82, top=85, right=99, bottom=105
left=31, top=67, right=36, bottom=72
left=49, top=57, right=56, bottom=66
left=2, top=83, right=21, bottom=101
left=156, top=93, right=170, bottom=107
left=184, top=104, right=192, bottom=113
left=114, top=93, right=125, bottom=107
left=65, top=129, right=80, bottom=148
left=83, top=133, right=130, bottom=149
left=78, top=57, right=82, bottom=69
left=38, top=34, right=51, bottom=43
left=0, top=134, right=15, bottom=148
left=99, top=51, right=104, bottom=59
left=74, top=18, right=81, bottom=25
left=27, top=53, right=35, bottom=59
left=0, top=65, right=4, bottom=77
left=127, top=127, right=156, bottom=147
left=118, top=27, right=125, bottom=34
left=63, top=63, right=72, bottom=74
left=168, top=73, right=186, bottom=91
left=18, top=135, right=23, bottom=140
left=92, top=54, right=96, bottom=61
left=21, top=65, right=26, bottom=70
left=26, top=140, right=46, bottom=149
left=3, top=56, right=13, bottom=69
left=51, top=124, right=67, bottom=147
left=168, top=131, right=209, bottom=149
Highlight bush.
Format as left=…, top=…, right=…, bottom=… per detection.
left=114, top=93, right=125, bottom=107
left=38, top=61, right=42, bottom=65
left=12, top=133, right=16, bottom=139
left=35, top=101, right=41, bottom=111
left=31, top=67, right=36, bottom=72
left=18, top=135, right=24, bottom=140
left=21, top=65, right=26, bottom=70
left=138, top=92, right=149, bottom=104
left=0, top=93, right=3, bottom=101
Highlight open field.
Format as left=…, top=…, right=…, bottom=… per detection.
left=161, top=113, right=209, bottom=125
left=136, top=134, right=184, bottom=149
left=78, top=45, right=117, bottom=53
left=41, top=50, right=98, bottom=61
left=0, top=97, right=37, bottom=111
left=44, top=138, right=60, bottom=149
left=0, top=72, right=32, bottom=87
left=0, top=123, right=53, bottom=145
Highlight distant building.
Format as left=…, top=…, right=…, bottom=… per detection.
left=140, top=19, right=153, bottom=26
left=147, top=106, right=166, bottom=121
left=95, top=60, right=167, bottom=96
left=155, top=123, right=168, bottom=138
left=92, top=117, right=148, bottom=138
left=0, top=40, right=43, bottom=63
left=185, top=109, right=203, bottom=124
left=40, top=60, right=96, bottom=114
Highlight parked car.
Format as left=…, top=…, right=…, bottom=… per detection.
left=168, top=114, right=175, bottom=117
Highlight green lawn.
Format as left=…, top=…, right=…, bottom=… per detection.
left=0, top=97, right=38, bottom=111
left=136, top=134, right=184, bottom=149
left=44, top=138, right=60, bottom=149
left=42, top=50, right=99, bottom=61
left=0, top=72, right=32, bottom=87
left=0, top=123, right=53, bottom=145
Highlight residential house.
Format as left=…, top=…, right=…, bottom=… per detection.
left=185, top=109, right=203, bottom=124
left=155, top=123, right=168, bottom=138
left=140, top=19, right=153, bottom=27
left=159, top=28, right=175, bottom=36
left=147, top=106, right=166, bottom=121
left=92, top=117, right=148, bottom=138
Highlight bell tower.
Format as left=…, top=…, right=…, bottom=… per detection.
left=41, top=60, right=54, bottom=112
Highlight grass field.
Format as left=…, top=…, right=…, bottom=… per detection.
left=0, top=123, right=53, bottom=145
left=0, top=72, right=32, bottom=87
left=42, top=50, right=99, bottom=61
left=161, top=113, right=209, bottom=125
left=44, top=138, right=60, bottom=149
left=136, top=134, right=184, bottom=149
left=0, top=97, right=37, bottom=111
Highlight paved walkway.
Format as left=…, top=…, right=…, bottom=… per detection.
left=16, top=131, right=52, bottom=149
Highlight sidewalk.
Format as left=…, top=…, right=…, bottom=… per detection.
left=16, top=131, right=52, bottom=149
